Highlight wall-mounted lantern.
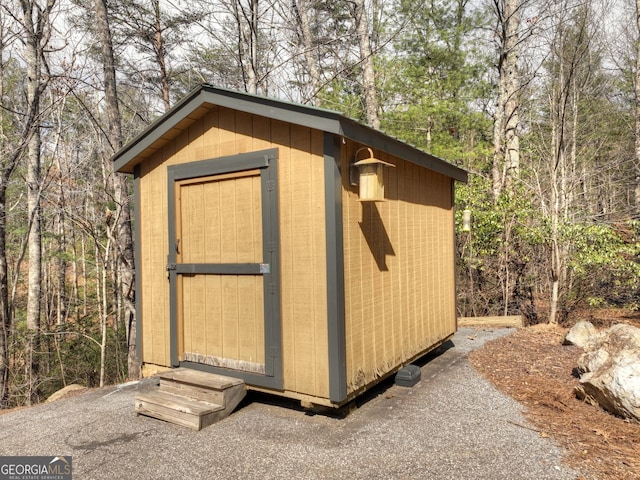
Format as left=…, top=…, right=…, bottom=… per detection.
left=350, top=147, right=395, bottom=202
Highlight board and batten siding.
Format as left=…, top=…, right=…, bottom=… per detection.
left=137, top=106, right=330, bottom=399
left=341, top=142, right=456, bottom=394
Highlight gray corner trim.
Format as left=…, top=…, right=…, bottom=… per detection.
left=134, top=166, right=143, bottom=364
left=324, top=132, right=347, bottom=403
left=167, top=149, right=282, bottom=387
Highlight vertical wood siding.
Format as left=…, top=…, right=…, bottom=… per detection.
left=177, top=173, right=265, bottom=367
left=278, top=124, right=329, bottom=397
left=137, top=106, right=329, bottom=398
left=342, top=142, right=456, bottom=394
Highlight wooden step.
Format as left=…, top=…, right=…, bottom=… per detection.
left=159, top=378, right=226, bottom=405
left=158, top=369, right=243, bottom=405
left=160, top=368, right=244, bottom=391
left=135, top=391, right=223, bottom=430
left=135, top=368, right=246, bottom=430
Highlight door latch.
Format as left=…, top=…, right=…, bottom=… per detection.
left=166, top=263, right=176, bottom=279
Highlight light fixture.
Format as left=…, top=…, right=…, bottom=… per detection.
left=351, top=147, right=395, bottom=202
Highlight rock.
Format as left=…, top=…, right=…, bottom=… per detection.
left=574, top=323, right=640, bottom=422
left=563, top=320, right=599, bottom=348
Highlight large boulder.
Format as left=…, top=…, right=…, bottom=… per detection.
left=574, top=323, right=640, bottom=422
left=563, top=320, right=600, bottom=348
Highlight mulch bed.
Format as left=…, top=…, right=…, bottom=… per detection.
left=469, top=319, right=640, bottom=480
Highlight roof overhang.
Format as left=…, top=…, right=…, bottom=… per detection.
left=112, top=84, right=468, bottom=183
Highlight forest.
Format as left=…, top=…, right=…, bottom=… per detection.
left=0, top=0, right=638, bottom=409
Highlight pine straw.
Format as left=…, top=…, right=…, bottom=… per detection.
left=469, top=324, right=640, bottom=480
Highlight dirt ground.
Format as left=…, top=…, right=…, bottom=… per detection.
left=469, top=310, right=640, bottom=480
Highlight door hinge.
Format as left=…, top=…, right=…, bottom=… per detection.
left=266, top=180, right=275, bottom=192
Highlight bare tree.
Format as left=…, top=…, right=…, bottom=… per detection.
left=93, top=0, right=139, bottom=379
left=531, top=1, right=602, bottom=323
left=18, top=0, right=57, bottom=404
left=217, top=0, right=262, bottom=94
left=183, top=0, right=263, bottom=94
left=491, top=0, right=523, bottom=200
left=0, top=6, right=25, bottom=407
left=110, top=0, right=200, bottom=112
left=635, top=0, right=640, bottom=216
left=0, top=4, right=10, bottom=410
left=352, top=0, right=380, bottom=128
left=292, top=0, right=321, bottom=104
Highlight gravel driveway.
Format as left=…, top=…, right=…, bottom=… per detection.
left=0, top=328, right=584, bottom=479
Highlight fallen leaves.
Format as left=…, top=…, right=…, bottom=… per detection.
left=469, top=324, right=640, bottom=480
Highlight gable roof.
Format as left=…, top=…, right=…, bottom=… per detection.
left=112, top=84, right=468, bottom=182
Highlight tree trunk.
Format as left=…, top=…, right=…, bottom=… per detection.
left=492, top=0, right=521, bottom=200
left=99, top=235, right=112, bottom=388
left=152, top=0, right=171, bottom=112
left=547, top=25, right=570, bottom=324
left=0, top=185, right=9, bottom=408
left=94, top=0, right=122, bottom=148
left=0, top=5, right=48, bottom=405
left=55, top=216, right=67, bottom=325
left=113, top=178, right=137, bottom=379
left=353, top=0, right=380, bottom=129
left=549, top=174, right=562, bottom=325
left=231, top=0, right=260, bottom=94
left=21, top=0, right=55, bottom=405
left=0, top=16, right=9, bottom=409
left=294, top=0, right=321, bottom=104
left=635, top=0, right=640, bottom=217
left=55, top=155, right=67, bottom=326
left=248, top=0, right=258, bottom=94
left=544, top=1, right=594, bottom=324
left=548, top=73, right=562, bottom=324
left=94, top=0, right=139, bottom=380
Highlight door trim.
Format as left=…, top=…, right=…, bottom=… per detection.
left=167, top=148, right=282, bottom=390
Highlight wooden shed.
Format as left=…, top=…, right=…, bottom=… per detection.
left=113, top=85, right=468, bottom=408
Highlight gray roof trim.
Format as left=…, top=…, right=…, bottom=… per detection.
left=338, top=117, right=467, bottom=182
left=113, top=89, right=209, bottom=173
left=113, top=84, right=468, bottom=182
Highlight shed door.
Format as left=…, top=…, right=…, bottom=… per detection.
left=167, top=149, right=282, bottom=388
